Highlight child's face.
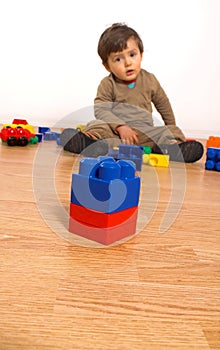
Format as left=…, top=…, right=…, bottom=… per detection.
left=104, top=37, right=142, bottom=81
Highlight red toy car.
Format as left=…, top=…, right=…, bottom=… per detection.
left=0, top=119, right=38, bottom=146
left=0, top=126, right=34, bottom=146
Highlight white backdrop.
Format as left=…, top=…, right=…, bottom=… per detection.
left=0, top=0, right=219, bottom=138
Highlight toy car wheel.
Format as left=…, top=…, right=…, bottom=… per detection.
left=18, top=136, right=28, bottom=146
left=7, top=136, right=17, bottom=146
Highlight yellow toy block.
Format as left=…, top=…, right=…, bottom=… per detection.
left=143, top=153, right=169, bottom=167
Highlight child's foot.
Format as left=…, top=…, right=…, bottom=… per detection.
left=60, top=128, right=108, bottom=157
left=154, top=140, right=204, bottom=163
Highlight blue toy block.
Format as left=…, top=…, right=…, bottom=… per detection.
left=43, top=131, right=60, bottom=141
left=38, top=127, right=51, bottom=134
left=108, top=144, right=143, bottom=171
left=205, top=147, right=220, bottom=172
left=70, top=156, right=140, bottom=213
left=35, top=133, right=43, bottom=142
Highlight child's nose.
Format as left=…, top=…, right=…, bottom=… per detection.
left=125, top=57, right=132, bottom=66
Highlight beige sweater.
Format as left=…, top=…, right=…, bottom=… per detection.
left=94, top=68, right=176, bottom=131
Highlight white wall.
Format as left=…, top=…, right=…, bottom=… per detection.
left=0, top=0, right=219, bottom=138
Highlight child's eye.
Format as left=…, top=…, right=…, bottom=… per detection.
left=130, top=52, right=136, bottom=57
left=115, top=57, right=121, bottom=62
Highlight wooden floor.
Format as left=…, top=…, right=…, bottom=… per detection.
left=0, top=139, right=219, bottom=350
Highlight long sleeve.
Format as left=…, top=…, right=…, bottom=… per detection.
left=94, top=77, right=127, bottom=130
left=150, top=74, right=176, bottom=125
left=94, top=70, right=176, bottom=129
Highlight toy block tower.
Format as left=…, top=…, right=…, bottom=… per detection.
left=69, top=156, right=141, bottom=245
left=205, top=136, right=220, bottom=172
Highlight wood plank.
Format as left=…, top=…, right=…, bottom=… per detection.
left=0, top=140, right=219, bottom=349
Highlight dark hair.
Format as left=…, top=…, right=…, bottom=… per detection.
left=98, top=23, right=144, bottom=64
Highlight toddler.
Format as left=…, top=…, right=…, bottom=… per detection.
left=60, top=23, right=204, bottom=162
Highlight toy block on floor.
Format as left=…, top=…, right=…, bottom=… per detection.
left=69, top=207, right=138, bottom=245
left=108, top=144, right=143, bottom=171
left=70, top=156, right=140, bottom=213
left=205, top=147, right=220, bottom=172
left=70, top=203, right=138, bottom=228
left=43, top=131, right=61, bottom=141
left=143, top=146, right=152, bottom=154
left=38, top=127, right=51, bottom=134
left=143, top=153, right=169, bottom=167
left=206, top=136, right=220, bottom=149
left=69, top=156, right=141, bottom=245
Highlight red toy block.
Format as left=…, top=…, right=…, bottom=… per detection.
left=70, top=203, right=137, bottom=228
left=206, top=136, right=220, bottom=149
left=69, top=208, right=138, bottom=245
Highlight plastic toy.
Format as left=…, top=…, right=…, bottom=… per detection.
left=69, top=208, right=138, bottom=245
left=37, top=127, right=61, bottom=142
left=69, top=156, right=141, bottom=245
left=108, top=144, right=143, bottom=171
left=205, top=147, right=220, bottom=172
left=43, top=131, right=61, bottom=141
left=206, top=136, right=220, bottom=149
left=38, top=127, right=51, bottom=134
left=143, top=153, right=169, bottom=167
left=70, top=156, right=140, bottom=213
left=143, top=146, right=152, bottom=154
left=3, top=122, right=35, bottom=135
left=12, top=118, right=28, bottom=125
left=70, top=203, right=137, bottom=228
left=0, top=119, right=38, bottom=146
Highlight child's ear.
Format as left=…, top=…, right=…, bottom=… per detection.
left=103, top=62, right=111, bottom=72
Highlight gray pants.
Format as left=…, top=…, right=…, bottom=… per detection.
left=85, top=119, right=185, bottom=151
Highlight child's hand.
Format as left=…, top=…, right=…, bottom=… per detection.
left=116, top=125, right=139, bottom=145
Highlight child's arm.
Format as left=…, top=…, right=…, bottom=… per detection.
left=151, top=75, right=176, bottom=125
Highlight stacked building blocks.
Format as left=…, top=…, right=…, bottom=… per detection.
left=37, top=126, right=50, bottom=142
left=108, top=144, right=143, bottom=171
left=0, top=119, right=38, bottom=146
left=143, top=153, right=169, bottom=167
left=69, top=156, right=141, bottom=245
left=205, top=147, right=220, bottom=172
left=37, top=126, right=61, bottom=142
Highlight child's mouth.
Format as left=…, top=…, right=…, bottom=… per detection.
left=126, top=70, right=134, bottom=76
